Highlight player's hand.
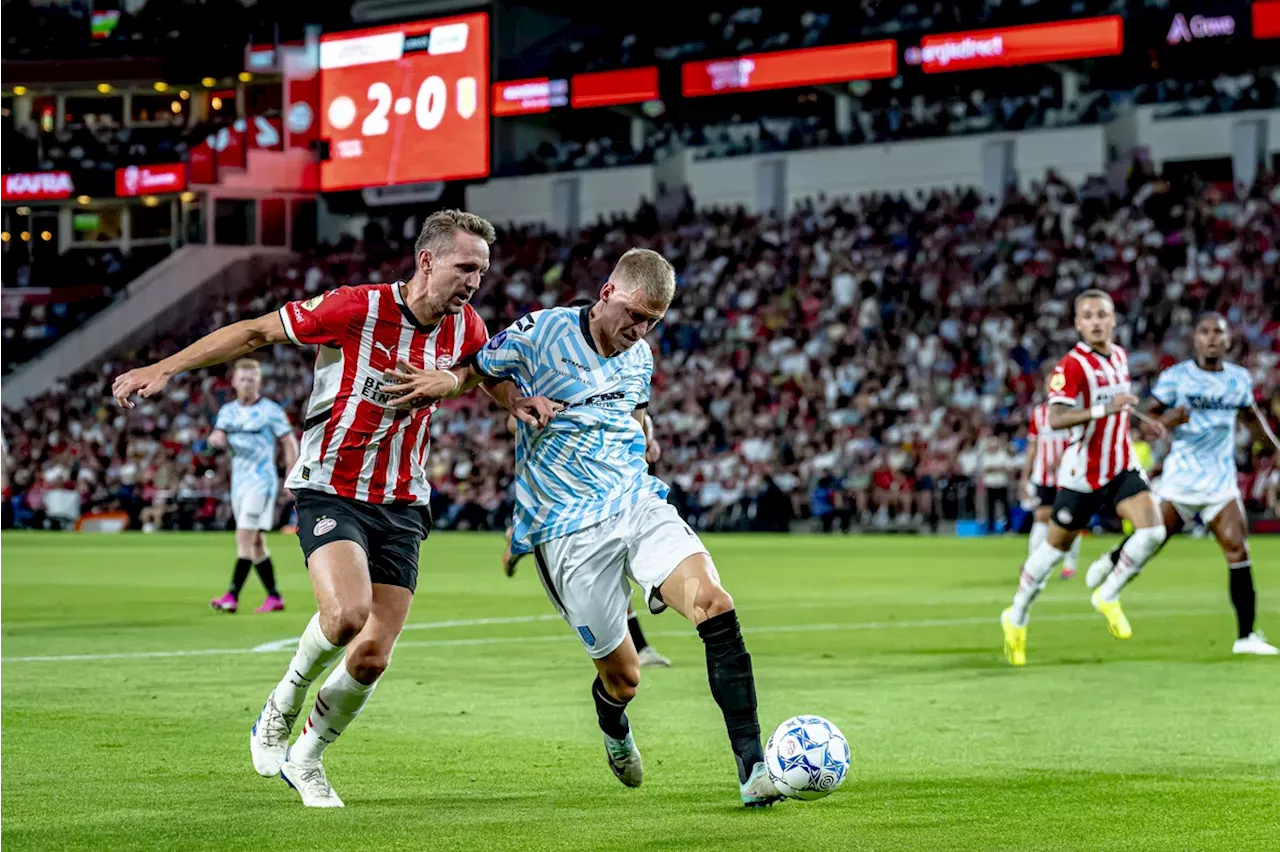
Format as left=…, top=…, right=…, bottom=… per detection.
left=112, top=364, right=172, bottom=409
left=1104, top=394, right=1139, bottom=416
left=1163, top=406, right=1191, bottom=429
left=511, top=396, right=562, bottom=429
left=208, top=430, right=228, bottom=449
left=646, top=438, right=663, bottom=464
left=381, top=361, right=459, bottom=406
left=1138, top=418, right=1167, bottom=442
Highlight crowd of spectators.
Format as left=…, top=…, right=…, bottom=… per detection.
left=4, top=167, right=1279, bottom=534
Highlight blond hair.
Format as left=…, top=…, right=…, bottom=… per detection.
left=414, top=209, right=497, bottom=257
left=233, top=358, right=261, bottom=373
left=611, top=248, right=676, bottom=305
left=1074, top=288, right=1114, bottom=312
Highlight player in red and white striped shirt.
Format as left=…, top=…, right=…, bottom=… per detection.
left=1000, top=290, right=1168, bottom=666
left=113, top=211, right=556, bottom=807
left=1020, top=399, right=1081, bottom=579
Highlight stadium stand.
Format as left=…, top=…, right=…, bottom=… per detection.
left=5, top=168, right=1278, bottom=533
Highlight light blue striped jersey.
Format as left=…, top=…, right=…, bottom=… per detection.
left=1150, top=360, right=1252, bottom=495
left=214, top=398, right=293, bottom=498
left=475, top=305, right=667, bottom=553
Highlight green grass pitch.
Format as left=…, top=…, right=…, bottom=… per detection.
left=2, top=532, right=1278, bottom=851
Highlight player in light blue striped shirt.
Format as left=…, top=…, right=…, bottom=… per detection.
left=1087, top=314, right=1279, bottom=655
left=451, top=248, right=782, bottom=804
left=208, top=359, right=299, bottom=614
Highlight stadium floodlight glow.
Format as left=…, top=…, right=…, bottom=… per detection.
left=201, top=77, right=217, bottom=87
left=40, top=230, right=52, bottom=241
left=239, top=71, right=254, bottom=83
left=77, top=195, right=92, bottom=204
left=19, top=231, right=30, bottom=241
left=142, top=195, right=160, bottom=207
left=97, top=83, right=113, bottom=94
left=13, top=85, right=27, bottom=95
left=179, top=89, right=190, bottom=100
left=170, top=100, right=182, bottom=113
left=211, top=96, right=223, bottom=110
left=180, top=191, right=196, bottom=203
left=0, top=232, right=8, bottom=242
left=153, top=81, right=169, bottom=92
left=15, top=205, right=31, bottom=216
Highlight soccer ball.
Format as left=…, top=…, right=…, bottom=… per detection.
left=764, top=715, right=850, bottom=801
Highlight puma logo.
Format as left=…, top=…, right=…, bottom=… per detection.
left=373, top=341, right=395, bottom=359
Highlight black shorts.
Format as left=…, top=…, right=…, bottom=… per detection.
left=294, top=488, right=432, bottom=592
left=1037, top=485, right=1058, bottom=508
left=1051, top=469, right=1150, bottom=532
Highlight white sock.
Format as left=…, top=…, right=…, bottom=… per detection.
left=1011, top=542, right=1068, bottom=626
left=1099, top=525, right=1166, bottom=602
left=1029, top=521, right=1048, bottom=557
left=290, top=661, right=377, bottom=765
left=1063, top=535, right=1083, bottom=571
left=274, top=613, right=345, bottom=715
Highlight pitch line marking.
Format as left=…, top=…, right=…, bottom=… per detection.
left=0, top=609, right=1231, bottom=664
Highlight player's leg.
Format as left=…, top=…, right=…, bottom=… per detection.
left=1086, top=500, right=1180, bottom=589
left=629, top=602, right=671, bottom=667
left=282, top=581, right=414, bottom=806
left=211, top=489, right=260, bottom=611
left=1092, top=479, right=1168, bottom=638
left=534, top=528, right=644, bottom=786
left=250, top=494, right=373, bottom=778
left=250, top=491, right=284, bottom=611
left=1206, top=498, right=1276, bottom=655
left=1030, top=505, right=1052, bottom=557
left=1002, top=516, right=1078, bottom=665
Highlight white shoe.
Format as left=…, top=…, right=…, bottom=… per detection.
left=1232, top=632, right=1279, bottom=656
left=603, top=730, right=643, bottom=788
left=638, top=646, right=672, bottom=667
left=740, top=761, right=784, bottom=807
left=1085, top=554, right=1115, bottom=589
left=250, top=693, right=297, bottom=777
left=280, top=754, right=345, bottom=807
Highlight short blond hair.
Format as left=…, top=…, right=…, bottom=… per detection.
left=233, top=358, right=261, bottom=373
left=611, top=248, right=675, bottom=305
left=414, top=209, right=496, bottom=257
left=1074, top=288, right=1114, bottom=312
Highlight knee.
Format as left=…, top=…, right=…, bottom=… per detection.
left=1224, top=542, right=1250, bottom=566
left=601, top=663, right=641, bottom=703
left=1131, top=523, right=1167, bottom=559
left=702, top=587, right=735, bottom=620
left=346, top=637, right=392, bottom=684
left=320, top=604, right=369, bottom=647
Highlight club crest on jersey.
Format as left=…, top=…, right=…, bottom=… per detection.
left=1048, top=373, right=1066, bottom=392
left=313, top=517, right=337, bottom=536
left=436, top=354, right=454, bottom=369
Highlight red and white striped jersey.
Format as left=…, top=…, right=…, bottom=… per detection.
left=278, top=283, right=488, bottom=505
left=1046, top=341, right=1135, bottom=492
left=1027, top=402, right=1070, bottom=487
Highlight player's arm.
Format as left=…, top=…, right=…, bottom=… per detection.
left=279, top=432, right=300, bottom=472
left=112, top=314, right=287, bottom=408
left=208, top=429, right=228, bottom=449
left=638, top=410, right=661, bottom=463
left=1045, top=359, right=1136, bottom=430
left=1244, top=399, right=1280, bottom=454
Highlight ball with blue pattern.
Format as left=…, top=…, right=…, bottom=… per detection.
left=764, top=715, right=850, bottom=801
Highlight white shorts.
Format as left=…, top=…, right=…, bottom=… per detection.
left=532, top=495, right=709, bottom=659
left=1153, top=479, right=1242, bottom=525
left=232, top=489, right=277, bottom=531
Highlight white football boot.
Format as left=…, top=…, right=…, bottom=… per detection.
left=740, top=761, right=783, bottom=807
left=1232, top=632, right=1279, bottom=656
left=603, top=730, right=643, bottom=788
left=249, top=693, right=297, bottom=777
left=280, top=751, right=345, bottom=808
left=637, top=646, right=672, bottom=667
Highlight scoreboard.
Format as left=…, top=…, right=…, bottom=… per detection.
left=318, top=13, right=489, bottom=191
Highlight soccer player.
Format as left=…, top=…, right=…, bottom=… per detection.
left=1021, top=397, right=1082, bottom=580
left=500, top=403, right=672, bottom=668
left=1000, top=289, right=1169, bottom=666
left=393, top=249, right=779, bottom=804
left=113, top=210, right=555, bottom=807
left=1084, top=313, right=1278, bottom=655
left=207, top=358, right=298, bottom=614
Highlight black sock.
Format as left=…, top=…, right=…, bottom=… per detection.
left=696, top=610, right=763, bottom=784
left=1229, top=561, right=1256, bottom=639
left=254, top=556, right=279, bottom=597
left=228, top=558, right=252, bottom=597
left=627, top=613, right=649, bottom=652
left=591, top=676, right=630, bottom=740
